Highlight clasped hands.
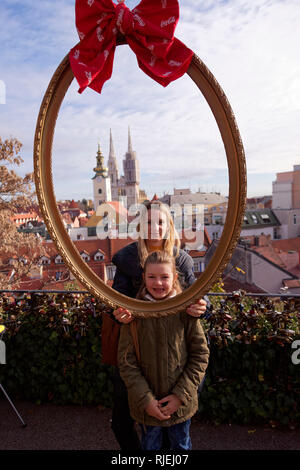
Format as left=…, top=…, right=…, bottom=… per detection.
left=113, top=298, right=207, bottom=324
left=145, top=394, right=182, bottom=421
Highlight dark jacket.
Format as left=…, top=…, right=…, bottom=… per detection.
left=112, top=242, right=196, bottom=297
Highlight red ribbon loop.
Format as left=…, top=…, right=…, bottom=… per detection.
left=69, top=0, right=194, bottom=95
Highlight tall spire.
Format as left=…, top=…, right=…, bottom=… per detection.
left=128, top=126, right=133, bottom=153
left=109, top=128, right=116, bottom=160
left=108, top=129, right=119, bottom=187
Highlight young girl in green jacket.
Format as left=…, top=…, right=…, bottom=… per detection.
left=118, top=251, right=209, bottom=450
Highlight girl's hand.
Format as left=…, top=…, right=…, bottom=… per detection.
left=186, top=298, right=207, bottom=317
left=158, top=394, right=182, bottom=416
left=145, top=399, right=170, bottom=421
left=113, top=307, right=133, bottom=324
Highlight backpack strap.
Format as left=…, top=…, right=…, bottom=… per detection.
left=130, top=320, right=141, bottom=363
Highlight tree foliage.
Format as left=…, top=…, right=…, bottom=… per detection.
left=0, top=137, right=46, bottom=289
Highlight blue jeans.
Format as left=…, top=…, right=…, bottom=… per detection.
left=140, top=420, right=192, bottom=451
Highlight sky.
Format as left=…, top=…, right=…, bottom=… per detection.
left=1, top=0, right=300, bottom=203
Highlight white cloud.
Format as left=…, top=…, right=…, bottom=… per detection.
left=179, top=0, right=300, bottom=178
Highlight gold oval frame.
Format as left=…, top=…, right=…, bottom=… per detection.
left=34, top=50, right=246, bottom=318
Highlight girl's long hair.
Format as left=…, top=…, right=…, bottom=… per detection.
left=136, top=250, right=182, bottom=300
left=137, top=200, right=181, bottom=268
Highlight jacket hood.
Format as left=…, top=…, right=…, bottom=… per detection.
left=143, top=290, right=178, bottom=302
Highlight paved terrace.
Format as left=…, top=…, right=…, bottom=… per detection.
left=0, top=399, right=299, bottom=451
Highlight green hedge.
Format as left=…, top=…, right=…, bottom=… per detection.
left=0, top=291, right=299, bottom=427
left=0, top=292, right=114, bottom=407
left=199, top=293, right=300, bottom=427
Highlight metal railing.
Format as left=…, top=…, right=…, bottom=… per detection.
left=0, top=289, right=300, bottom=298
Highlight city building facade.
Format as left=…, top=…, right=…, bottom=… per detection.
left=93, top=127, right=141, bottom=210
left=272, top=164, right=300, bottom=239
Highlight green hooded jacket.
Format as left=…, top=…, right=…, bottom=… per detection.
left=118, top=309, right=209, bottom=427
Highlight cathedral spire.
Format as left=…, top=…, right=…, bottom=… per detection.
left=126, top=126, right=136, bottom=160
left=108, top=129, right=119, bottom=187
left=128, top=126, right=133, bottom=153
left=109, top=128, right=116, bottom=160
left=124, top=126, right=140, bottom=189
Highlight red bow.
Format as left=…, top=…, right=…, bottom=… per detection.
left=69, top=0, right=194, bottom=94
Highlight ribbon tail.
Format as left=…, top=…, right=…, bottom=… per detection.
left=69, top=43, right=116, bottom=94
left=88, top=47, right=116, bottom=94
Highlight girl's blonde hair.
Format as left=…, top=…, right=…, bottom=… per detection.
left=136, top=250, right=182, bottom=299
left=137, top=200, right=181, bottom=268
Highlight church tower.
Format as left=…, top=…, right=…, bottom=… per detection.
left=123, top=127, right=140, bottom=208
left=107, top=129, right=120, bottom=201
left=92, top=142, right=111, bottom=208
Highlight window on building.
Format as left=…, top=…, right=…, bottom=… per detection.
left=81, top=253, right=90, bottom=262
left=193, top=261, right=199, bottom=272
left=213, top=215, right=223, bottom=225
left=106, top=265, right=116, bottom=280
left=261, top=213, right=270, bottom=223
left=273, top=228, right=280, bottom=240
left=94, top=253, right=104, bottom=261
left=294, top=214, right=297, bottom=224
left=98, top=188, right=102, bottom=194
left=251, top=214, right=258, bottom=224
left=55, top=256, right=63, bottom=264
left=88, top=227, right=97, bottom=237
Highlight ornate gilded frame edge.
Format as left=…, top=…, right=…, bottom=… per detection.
left=33, top=52, right=247, bottom=318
